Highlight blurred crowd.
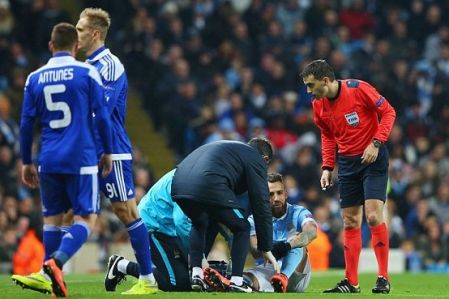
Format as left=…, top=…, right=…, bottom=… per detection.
left=2, top=0, right=449, bottom=273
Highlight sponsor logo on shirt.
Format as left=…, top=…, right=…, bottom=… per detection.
left=344, top=112, right=360, bottom=127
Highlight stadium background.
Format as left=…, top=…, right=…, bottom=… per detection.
left=1, top=0, right=449, bottom=275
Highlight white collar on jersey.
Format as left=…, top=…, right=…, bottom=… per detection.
left=86, top=48, right=111, bottom=63
left=47, top=55, right=76, bottom=66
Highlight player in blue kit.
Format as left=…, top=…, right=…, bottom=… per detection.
left=105, top=169, right=193, bottom=292
left=12, top=23, right=113, bottom=297
left=244, top=172, right=317, bottom=293
left=75, top=8, right=155, bottom=295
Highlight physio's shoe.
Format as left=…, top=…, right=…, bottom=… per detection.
left=372, top=276, right=391, bottom=294
left=43, top=259, right=68, bottom=297
left=204, top=267, right=230, bottom=292
left=227, top=281, right=253, bottom=293
left=271, top=273, right=288, bottom=293
left=11, top=272, right=52, bottom=294
left=191, top=275, right=210, bottom=292
left=323, top=278, right=361, bottom=293
left=105, top=254, right=126, bottom=291
left=121, top=279, right=159, bottom=295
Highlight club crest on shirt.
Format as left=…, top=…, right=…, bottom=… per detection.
left=344, top=112, right=359, bottom=127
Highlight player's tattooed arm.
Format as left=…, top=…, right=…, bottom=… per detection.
left=289, top=222, right=317, bottom=249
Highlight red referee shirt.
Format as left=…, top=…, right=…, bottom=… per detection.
left=312, top=79, right=396, bottom=170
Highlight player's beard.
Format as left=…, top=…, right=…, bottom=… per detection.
left=272, top=202, right=287, bottom=218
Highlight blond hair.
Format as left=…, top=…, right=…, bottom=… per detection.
left=80, top=8, right=111, bottom=41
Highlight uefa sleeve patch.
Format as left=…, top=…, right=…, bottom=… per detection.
left=375, top=97, right=385, bottom=108
left=346, top=80, right=360, bottom=88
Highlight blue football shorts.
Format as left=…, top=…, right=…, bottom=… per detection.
left=40, top=166, right=100, bottom=216
left=100, top=158, right=135, bottom=202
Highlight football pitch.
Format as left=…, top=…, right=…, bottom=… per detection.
left=1, top=272, right=448, bottom=298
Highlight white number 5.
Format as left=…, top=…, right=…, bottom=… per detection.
left=44, top=84, right=71, bottom=129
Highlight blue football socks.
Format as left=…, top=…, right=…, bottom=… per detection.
left=53, top=221, right=90, bottom=266
left=127, top=218, right=152, bottom=275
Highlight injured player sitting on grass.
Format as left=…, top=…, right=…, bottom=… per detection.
left=244, top=172, right=317, bottom=293
left=205, top=172, right=317, bottom=293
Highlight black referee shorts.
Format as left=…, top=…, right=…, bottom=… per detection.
left=337, top=145, right=389, bottom=208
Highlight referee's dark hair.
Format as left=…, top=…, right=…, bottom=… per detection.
left=248, top=137, right=273, bottom=164
left=300, top=59, right=335, bottom=81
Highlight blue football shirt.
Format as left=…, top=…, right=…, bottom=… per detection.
left=21, top=53, right=107, bottom=174
left=86, top=47, right=132, bottom=158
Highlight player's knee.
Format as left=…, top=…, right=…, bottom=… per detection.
left=366, top=213, right=382, bottom=226
left=74, top=214, right=97, bottom=230
left=342, top=215, right=359, bottom=228
left=112, top=203, right=137, bottom=225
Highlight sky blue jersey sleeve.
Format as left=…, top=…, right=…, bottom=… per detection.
left=294, top=206, right=316, bottom=231
left=248, top=215, right=256, bottom=236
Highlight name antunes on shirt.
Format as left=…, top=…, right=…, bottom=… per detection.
left=38, top=68, right=74, bottom=84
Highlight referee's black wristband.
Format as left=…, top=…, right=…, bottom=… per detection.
left=322, top=166, right=333, bottom=171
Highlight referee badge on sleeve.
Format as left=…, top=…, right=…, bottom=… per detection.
left=344, top=112, right=359, bottom=127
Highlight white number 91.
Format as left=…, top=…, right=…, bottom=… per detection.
left=44, top=84, right=71, bottom=129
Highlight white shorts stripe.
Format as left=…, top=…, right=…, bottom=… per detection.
left=118, top=160, right=128, bottom=201
left=113, top=161, right=127, bottom=201
left=111, top=153, right=132, bottom=160
left=80, top=166, right=98, bottom=175
left=92, top=172, right=98, bottom=213
left=119, top=161, right=128, bottom=201
left=112, top=161, right=122, bottom=201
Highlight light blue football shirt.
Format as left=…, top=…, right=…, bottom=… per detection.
left=249, top=203, right=316, bottom=242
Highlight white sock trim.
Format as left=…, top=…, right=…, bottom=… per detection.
left=117, top=259, right=130, bottom=274
left=192, top=267, right=203, bottom=279
left=140, top=273, right=155, bottom=284
left=231, top=276, right=243, bottom=286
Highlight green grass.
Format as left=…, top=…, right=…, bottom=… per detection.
left=2, top=272, right=449, bottom=298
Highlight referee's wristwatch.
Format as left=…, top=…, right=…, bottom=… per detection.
left=372, top=139, right=382, bottom=148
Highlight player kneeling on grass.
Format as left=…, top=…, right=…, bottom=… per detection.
left=104, top=169, right=193, bottom=292
left=244, top=172, right=317, bottom=293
